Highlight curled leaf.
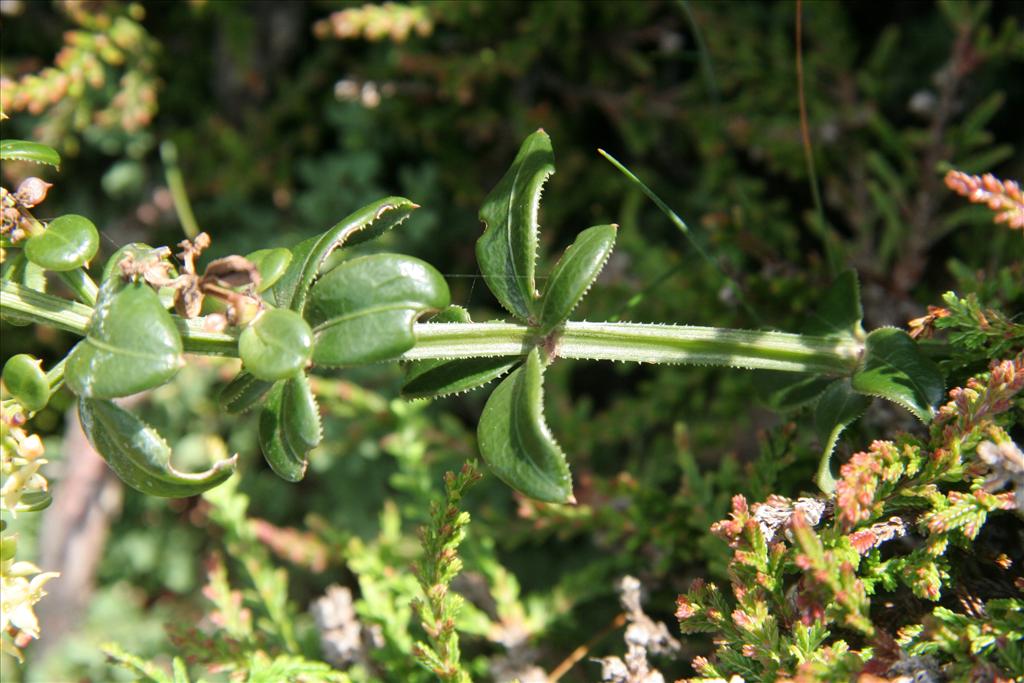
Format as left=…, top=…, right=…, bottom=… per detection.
left=24, top=214, right=99, bottom=271
left=307, top=253, right=450, bottom=366
left=813, top=379, right=871, bottom=493
left=258, top=383, right=308, bottom=482
left=78, top=398, right=237, bottom=497
left=539, top=224, right=617, bottom=334
left=65, top=280, right=184, bottom=398
left=239, top=308, right=313, bottom=381
left=281, top=372, right=322, bottom=455
left=272, top=197, right=418, bottom=314
left=476, top=130, right=554, bottom=322
left=2, top=354, right=49, bottom=412
left=477, top=348, right=573, bottom=503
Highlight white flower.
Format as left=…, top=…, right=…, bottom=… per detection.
left=0, top=555, right=59, bottom=659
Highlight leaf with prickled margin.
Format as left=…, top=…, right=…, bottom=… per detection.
left=281, top=372, right=322, bottom=454
left=0, top=140, right=60, bottom=168
left=219, top=371, right=275, bottom=414
left=476, top=130, right=554, bottom=322
left=79, top=398, right=237, bottom=497
left=801, top=270, right=864, bottom=339
left=539, top=224, right=617, bottom=334
left=271, top=197, right=418, bottom=314
left=258, top=383, right=307, bottom=482
left=24, top=214, right=100, bottom=271
left=852, top=328, right=944, bottom=422
left=307, top=253, right=450, bottom=366
left=403, top=305, right=521, bottom=399
left=477, top=348, right=573, bottom=503
left=65, top=280, right=184, bottom=398
left=813, top=379, right=871, bottom=493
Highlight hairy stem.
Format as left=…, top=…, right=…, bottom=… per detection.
left=2, top=280, right=862, bottom=374
left=0, top=281, right=238, bottom=356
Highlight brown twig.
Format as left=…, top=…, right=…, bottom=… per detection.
left=547, top=612, right=628, bottom=682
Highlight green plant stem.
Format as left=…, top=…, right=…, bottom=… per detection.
left=2, top=281, right=863, bottom=374
left=45, top=356, right=67, bottom=397
left=160, top=140, right=201, bottom=239
left=554, top=322, right=860, bottom=373
left=0, top=281, right=237, bottom=356
left=56, top=268, right=98, bottom=306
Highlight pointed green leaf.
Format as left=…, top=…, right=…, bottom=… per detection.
left=852, top=328, right=944, bottom=422
left=24, top=214, right=99, bottom=271
left=66, top=280, right=184, bottom=398
left=271, top=197, right=418, bottom=314
left=476, top=130, right=554, bottom=322
left=0, top=140, right=60, bottom=168
left=307, top=253, right=450, bottom=366
left=801, top=270, right=863, bottom=339
left=258, top=383, right=307, bottom=482
left=813, top=379, right=871, bottom=493
left=403, top=305, right=520, bottom=399
left=78, top=398, right=237, bottom=497
left=219, top=371, right=274, bottom=414
left=281, top=372, right=322, bottom=454
left=539, top=224, right=617, bottom=334
left=2, top=354, right=50, bottom=412
left=238, top=308, right=313, bottom=381
left=477, top=348, right=572, bottom=503
left=245, top=248, right=292, bottom=293
left=403, top=356, right=521, bottom=400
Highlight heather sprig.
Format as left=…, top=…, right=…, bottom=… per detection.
left=676, top=354, right=1024, bottom=682
left=410, top=461, right=483, bottom=683
left=0, top=2, right=159, bottom=149
left=945, top=170, right=1024, bottom=230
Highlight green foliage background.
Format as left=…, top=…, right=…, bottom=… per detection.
left=1, top=1, right=1022, bottom=681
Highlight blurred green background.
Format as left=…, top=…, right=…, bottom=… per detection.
left=1, top=1, right=1022, bottom=681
